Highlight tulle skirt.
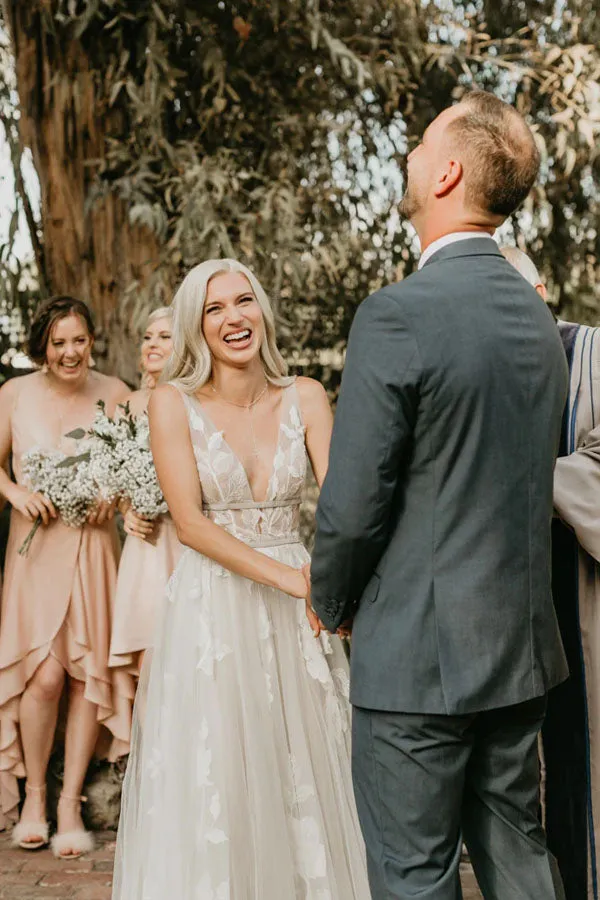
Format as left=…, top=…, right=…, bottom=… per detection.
left=112, top=543, right=369, bottom=899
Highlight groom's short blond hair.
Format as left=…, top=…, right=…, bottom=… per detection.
left=448, top=92, right=540, bottom=217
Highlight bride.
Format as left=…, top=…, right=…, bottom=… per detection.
left=111, top=259, right=370, bottom=899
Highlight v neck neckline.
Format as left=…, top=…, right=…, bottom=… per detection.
left=190, top=385, right=290, bottom=505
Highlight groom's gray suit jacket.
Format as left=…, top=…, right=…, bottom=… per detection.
left=311, top=238, right=569, bottom=715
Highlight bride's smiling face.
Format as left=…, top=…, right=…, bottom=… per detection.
left=202, top=272, right=265, bottom=367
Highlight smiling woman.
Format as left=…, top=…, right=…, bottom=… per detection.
left=27, top=296, right=95, bottom=374
left=0, top=295, right=132, bottom=860
left=109, top=305, right=183, bottom=683
left=112, top=260, right=370, bottom=900
left=139, top=307, right=174, bottom=390
left=162, top=258, right=292, bottom=394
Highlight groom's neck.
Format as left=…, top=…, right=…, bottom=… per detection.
left=414, top=208, right=502, bottom=256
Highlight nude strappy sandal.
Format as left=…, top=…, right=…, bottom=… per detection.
left=12, top=783, right=49, bottom=850
left=50, top=791, right=94, bottom=859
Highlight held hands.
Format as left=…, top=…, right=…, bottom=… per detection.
left=302, top=563, right=326, bottom=639
left=9, top=485, right=57, bottom=525
left=124, top=508, right=156, bottom=541
left=301, top=563, right=353, bottom=639
left=280, top=563, right=346, bottom=640
left=280, top=564, right=320, bottom=638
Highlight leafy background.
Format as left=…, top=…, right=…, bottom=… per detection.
left=0, top=0, right=598, bottom=393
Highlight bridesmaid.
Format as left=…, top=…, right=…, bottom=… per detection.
left=109, top=307, right=182, bottom=679
left=0, top=296, right=132, bottom=858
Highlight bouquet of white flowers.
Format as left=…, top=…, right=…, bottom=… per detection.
left=73, top=400, right=167, bottom=520
left=18, top=447, right=98, bottom=556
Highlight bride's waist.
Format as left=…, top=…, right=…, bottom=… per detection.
left=203, top=498, right=301, bottom=548
left=245, top=531, right=301, bottom=549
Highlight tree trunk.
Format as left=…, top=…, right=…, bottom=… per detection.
left=2, top=1, right=168, bottom=384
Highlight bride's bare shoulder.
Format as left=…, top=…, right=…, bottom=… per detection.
left=294, top=376, right=331, bottom=428
left=148, top=383, right=186, bottom=420
left=295, top=376, right=329, bottom=406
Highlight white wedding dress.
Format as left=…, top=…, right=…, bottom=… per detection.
left=112, top=382, right=370, bottom=899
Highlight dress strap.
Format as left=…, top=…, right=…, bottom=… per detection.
left=203, top=498, right=301, bottom=512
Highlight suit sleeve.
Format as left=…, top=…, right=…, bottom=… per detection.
left=554, top=423, right=600, bottom=563
left=310, top=289, right=421, bottom=631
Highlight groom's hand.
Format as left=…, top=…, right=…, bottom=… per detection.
left=336, top=618, right=354, bottom=638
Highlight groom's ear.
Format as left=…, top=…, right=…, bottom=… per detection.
left=434, top=159, right=463, bottom=198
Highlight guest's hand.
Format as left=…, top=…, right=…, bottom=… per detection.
left=124, top=508, right=156, bottom=540
left=9, top=485, right=57, bottom=525
left=87, top=498, right=116, bottom=526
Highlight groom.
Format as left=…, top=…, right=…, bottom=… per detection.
left=308, top=91, right=569, bottom=899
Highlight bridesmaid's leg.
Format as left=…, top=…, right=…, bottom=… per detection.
left=19, top=656, right=66, bottom=833
left=55, top=677, right=99, bottom=849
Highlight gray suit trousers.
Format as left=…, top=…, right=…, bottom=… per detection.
left=352, top=697, right=565, bottom=900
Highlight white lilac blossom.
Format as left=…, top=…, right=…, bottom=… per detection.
left=18, top=447, right=98, bottom=555
left=83, top=401, right=167, bottom=519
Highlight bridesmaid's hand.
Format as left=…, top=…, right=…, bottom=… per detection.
left=87, top=498, right=116, bottom=526
left=9, top=485, right=56, bottom=525
left=124, top=508, right=156, bottom=540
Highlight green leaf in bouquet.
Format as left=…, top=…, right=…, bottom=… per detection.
left=97, top=399, right=106, bottom=412
left=57, top=451, right=91, bottom=468
left=65, top=427, right=87, bottom=440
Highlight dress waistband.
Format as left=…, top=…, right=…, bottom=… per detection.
left=203, top=498, right=301, bottom=512
left=247, top=533, right=302, bottom=549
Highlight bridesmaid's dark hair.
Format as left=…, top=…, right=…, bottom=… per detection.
left=28, top=296, right=95, bottom=366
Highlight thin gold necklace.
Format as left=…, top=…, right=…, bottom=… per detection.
left=209, top=379, right=268, bottom=409
left=209, top=379, right=268, bottom=460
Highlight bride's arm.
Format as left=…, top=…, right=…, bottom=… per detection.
left=148, top=384, right=307, bottom=599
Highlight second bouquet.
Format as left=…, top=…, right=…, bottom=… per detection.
left=72, top=400, right=168, bottom=522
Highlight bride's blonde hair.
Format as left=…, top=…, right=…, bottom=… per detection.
left=162, top=259, right=293, bottom=393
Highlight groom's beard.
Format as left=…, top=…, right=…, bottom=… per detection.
left=398, top=172, right=425, bottom=222
left=399, top=185, right=422, bottom=221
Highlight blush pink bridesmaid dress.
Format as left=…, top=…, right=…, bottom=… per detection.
left=0, top=373, right=134, bottom=818
left=109, top=511, right=182, bottom=678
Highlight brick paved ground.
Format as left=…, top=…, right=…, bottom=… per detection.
left=0, top=829, right=483, bottom=899
left=0, top=829, right=114, bottom=900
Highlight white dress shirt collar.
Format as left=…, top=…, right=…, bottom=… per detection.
left=418, top=231, right=495, bottom=270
